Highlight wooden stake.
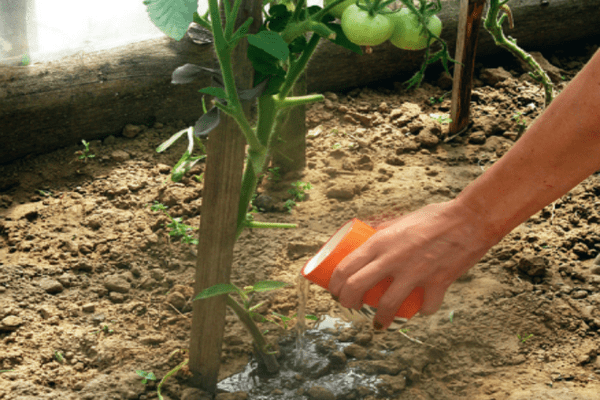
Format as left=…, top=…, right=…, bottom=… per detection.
left=449, top=0, right=486, bottom=136
left=187, top=0, right=262, bottom=393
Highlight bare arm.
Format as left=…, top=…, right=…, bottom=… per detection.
left=329, top=50, right=600, bottom=330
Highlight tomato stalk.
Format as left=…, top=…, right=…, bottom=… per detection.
left=484, top=0, right=553, bottom=107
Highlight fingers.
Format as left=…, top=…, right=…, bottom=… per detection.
left=419, top=283, right=448, bottom=315
left=328, top=241, right=376, bottom=297
left=371, top=281, right=414, bottom=330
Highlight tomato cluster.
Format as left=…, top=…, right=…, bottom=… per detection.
left=325, top=0, right=442, bottom=50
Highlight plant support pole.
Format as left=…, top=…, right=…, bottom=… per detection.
left=449, top=0, right=486, bottom=136
left=188, top=0, right=262, bottom=393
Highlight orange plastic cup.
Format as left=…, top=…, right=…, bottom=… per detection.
left=301, top=218, right=424, bottom=320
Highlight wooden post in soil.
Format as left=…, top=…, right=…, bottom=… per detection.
left=271, top=71, right=307, bottom=175
left=188, top=0, right=262, bottom=393
left=448, top=0, right=486, bottom=136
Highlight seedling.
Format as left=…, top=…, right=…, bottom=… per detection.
left=448, top=310, right=455, bottom=323
left=261, top=311, right=318, bottom=331
left=332, top=142, right=342, bottom=150
left=517, top=333, right=533, bottom=343
left=512, top=111, right=527, bottom=138
left=193, top=173, right=204, bottom=183
left=54, top=351, right=64, bottom=363
left=285, top=181, right=312, bottom=212
left=429, top=113, right=452, bottom=125
left=429, top=90, right=452, bottom=105
left=0, top=370, right=14, bottom=373
left=267, top=167, right=281, bottom=182
left=136, top=370, right=157, bottom=384
left=74, top=140, right=95, bottom=162
left=195, top=280, right=315, bottom=373
left=102, top=325, right=114, bottom=334
left=150, top=202, right=198, bottom=245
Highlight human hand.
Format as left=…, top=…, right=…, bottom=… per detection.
left=328, top=199, right=499, bottom=330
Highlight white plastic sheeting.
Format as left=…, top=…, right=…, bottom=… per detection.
left=0, top=0, right=323, bottom=64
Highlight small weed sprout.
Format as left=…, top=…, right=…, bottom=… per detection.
left=267, top=167, right=281, bottom=182
left=429, top=113, right=452, bottom=125
left=517, top=333, right=533, bottom=343
left=0, top=370, right=15, bottom=373
left=54, top=351, right=64, bottom=363
left=332, top=142, right=342, bottom=150
left=285, top=181, right=312, bottom=212
left=136, top=370, right=157, bottom=385
left=512, top=111, right=527, bottom=138
left=150, top=201, right=198, bottom=245
left=74, top=140, right=95, bottom=163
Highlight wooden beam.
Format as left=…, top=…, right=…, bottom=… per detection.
left=187, top=0, right=262, bottom=393
left=449, top=0, right=486, bottom=136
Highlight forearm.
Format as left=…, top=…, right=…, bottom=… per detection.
left=457, top=50, right=600, bottom=242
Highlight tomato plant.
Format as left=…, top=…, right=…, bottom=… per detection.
left=341, top=4, right=393, bottom=46
left=388, top=7, right=442, bottom=50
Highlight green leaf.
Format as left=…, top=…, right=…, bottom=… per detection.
left=194, top=283, right=238, bottom=300
left=251, top=280, right=289, bottom=293
left=198, top=86, right=228, bottom=100
left=143, top=0, right=198, bottom=41
left=247, top=31, right=289, bottom=61
left=156, top=127, right=190, bottom=153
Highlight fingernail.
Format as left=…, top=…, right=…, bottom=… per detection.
left=373, top=320, right=383, bottom=331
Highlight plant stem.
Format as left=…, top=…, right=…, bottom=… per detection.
left=484, top=0, right=553, bottom=107
left=226, top=296, right=279, bottom=374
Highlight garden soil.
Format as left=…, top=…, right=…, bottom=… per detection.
left=1, top=43, right=600, bottom=400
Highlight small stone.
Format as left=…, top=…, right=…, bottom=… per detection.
left=109, top=292, right=125, bottom=303
left=150, top=269, right=165, bottom=281
left=92, top=313, right=106, bottom=324
left=355, top=331, right=373, bottom=345
left=254, top=194, right=274, bottom=211
left=104, top=275, right=131, bottom=293
left=468, top=131, right=487, bottom=144
left=328, top=351, right=347, bottom=367
left=166, top=292, right=186, bottom=311
left=325, top=185, right=355, bottom=200
left=306, top=386, right=335, bottom=400
left=103, top=135, right=116, bottom=145
left=0, top=316, right=24, bottom=331
left=343, top=343, right=368, bottom=360
left=38, top=307, right=52, bottom=319
left=73, top=259, right=94, bottom=272
left=111, top=150, right=130, bottom=162
left=82, top=303, right=96, bottom=313
left=38, top=278, right=64, bottom=294
left=140, top=335, right=165, bottom=346
left=157, top=164, right=172, bottom=174
left=518, top=255, right=549, bottom=277
left=571, top=290, right=588, bottom=299
left=122, top=124, right=142, bottom=138
left=480, top=67, right=512, bottom=86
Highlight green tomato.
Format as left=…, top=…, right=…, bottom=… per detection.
left=324, top=0, right=360, bottom=19
left=341, top=4, right=393, bottom=47
left=388, top=8, right=442, bottom=50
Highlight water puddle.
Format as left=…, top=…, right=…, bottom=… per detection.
left=218, top=315, right=383, bottom=399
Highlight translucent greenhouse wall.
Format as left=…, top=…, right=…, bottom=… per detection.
left=0, top=0, right=323, bottom=65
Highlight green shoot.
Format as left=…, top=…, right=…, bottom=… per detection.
left=136, top=370, right=157, bottom=385
left=285, top=181, right=312, bottom=212
left=150, top=202, right=198, bottom=245
left=54, top=351, right=64, bottom=363
left=267, top=167, right=281, bottom=182
left=430, top=113, right=452, bottom=125
left=0, top=370, right=14, bottom=373
left=448, top=310, right=454, bottom=323
left=75, top=139, right=95, bottom=162
left=332, top=142, right=342, bottom=150
left=517, top=333, right=533, bottom=343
